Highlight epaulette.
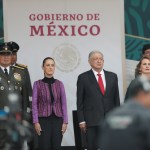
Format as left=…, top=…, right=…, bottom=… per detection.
left=17, top=63, right=28, bottom=68
left=13, top=65, right=25, bottom=69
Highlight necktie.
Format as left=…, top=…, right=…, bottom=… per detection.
left=97, top=74, right=105, bottom=95
left=4, top=68, right=9, bottom=77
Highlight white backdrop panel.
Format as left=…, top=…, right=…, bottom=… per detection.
left=3, top=0, right=125, bottom=146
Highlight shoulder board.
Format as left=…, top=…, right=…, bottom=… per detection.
left=17, top=63, right=28, bottom=68
left=14, top=65, right=25, bottom=69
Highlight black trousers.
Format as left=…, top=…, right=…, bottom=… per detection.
left=38, top=115, right=63, bottom=150
left=86, top=126, right=101, bottom=150
left=0, top=129, right=7, bottom=150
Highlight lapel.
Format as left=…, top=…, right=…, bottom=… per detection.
left=88, top=69, right=111, bottom=96
left=104, top=70, right=111, bottom=95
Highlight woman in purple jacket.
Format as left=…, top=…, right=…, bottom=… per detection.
left=32, top=57, right=68, bottom=150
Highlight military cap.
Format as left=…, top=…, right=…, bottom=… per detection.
left=8, top=41, right=19, bottom=53
left=0, top=42, right=12, bottom=54
left=142, top=44, right=150, bottom=54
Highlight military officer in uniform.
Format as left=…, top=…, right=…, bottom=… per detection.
left=7, top=41, right=34, bottom=150
left=0, top=42, right=29, bottom=149
left=8, top=41, right=32, bottom=103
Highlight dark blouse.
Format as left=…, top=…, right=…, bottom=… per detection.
left=42, top=77, right=55, bottom=103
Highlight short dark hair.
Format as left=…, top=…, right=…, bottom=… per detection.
left=142, top=44, right=150, bottom=54
left=42, top=57, right=55, bottom=67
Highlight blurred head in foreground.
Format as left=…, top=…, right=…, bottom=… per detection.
left=128, top=76, right=150, bottom=107
left=100, top=76, right=150, bottom=150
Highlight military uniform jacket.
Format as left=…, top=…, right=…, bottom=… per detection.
left=15, top=63, right=32, bottom=112
left=0, top=66, right=28, bottom=113
left=15, top=63, right=32, bottom=97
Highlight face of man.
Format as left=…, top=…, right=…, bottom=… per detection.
left=89, top=52, right=104, bottom=72
left=11, top=52, right=17, bottom=65
left=0, top=53, right=12, bottom=67
left=144, top=49, right=150, bottom=57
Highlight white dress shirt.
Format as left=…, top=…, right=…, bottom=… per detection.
left=92, top=69, right=106, bottom=89
left=0, top=66, right=10, bottom=74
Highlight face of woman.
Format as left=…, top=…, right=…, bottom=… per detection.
left=43, top=59, right=55, bottom=77
left=140, top=58, right=150, bottom=75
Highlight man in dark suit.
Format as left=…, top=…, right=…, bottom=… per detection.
left=77, top=50, right=120, bottom=150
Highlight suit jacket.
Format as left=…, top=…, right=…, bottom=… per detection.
left=124, top=76, right=140, bottom=101
left=32, top=79, right=68, bottom=124
left=77, top=69, right=120, bottom=127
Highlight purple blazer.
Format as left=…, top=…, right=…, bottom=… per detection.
left=32, top=79, right=68, bottom=124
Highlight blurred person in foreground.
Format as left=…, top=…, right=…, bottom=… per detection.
left=77, top=50, right=120, bottom=150
left=100, top=76, right=150, bottom=150
left=125, top=56, right=150, bottom=100
left=32, top=57, right=68, bottom=150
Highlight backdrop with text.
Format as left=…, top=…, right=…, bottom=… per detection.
left=3, top=0, right=125, bottom=146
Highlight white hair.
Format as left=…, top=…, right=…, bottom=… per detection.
left=88, top=50, right=104, bottom=60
